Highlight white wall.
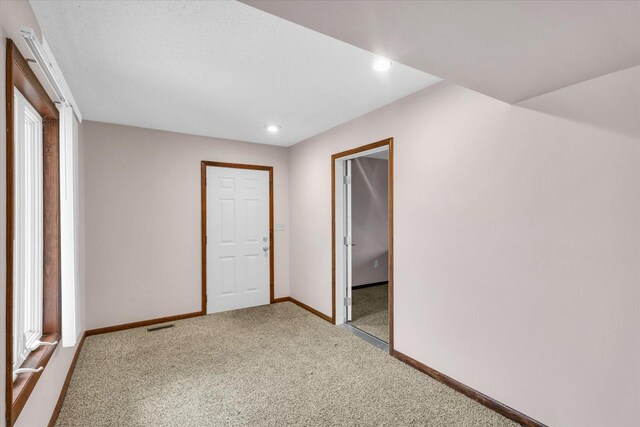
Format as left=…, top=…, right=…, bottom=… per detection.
left=83, top=121, right=290, bottom=329
left=288, top=79, right=640, bottom=427
left=351, top=157, right=388, bottom=286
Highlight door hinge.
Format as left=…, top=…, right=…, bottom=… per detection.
left=343, top=235, right=352, bottom=246
left=344, top=297, right=352, bottom=306
left=343, top=175, right=351, bottom=185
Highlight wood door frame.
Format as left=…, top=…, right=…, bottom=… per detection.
left=200, top=161, right=275, bottom=314
left=331, top=137, right=394, bottom=353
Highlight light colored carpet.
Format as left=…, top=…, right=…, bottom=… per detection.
left=56, top=302, right=516, bottom=426
left=351, top=284, right=389, bottom=342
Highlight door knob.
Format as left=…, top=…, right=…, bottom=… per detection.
left=263, top=246, right=269, bottom=251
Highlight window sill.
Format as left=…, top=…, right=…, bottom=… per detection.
left=10, top=334, right=60, bottom=425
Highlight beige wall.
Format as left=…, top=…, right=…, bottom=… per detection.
left=14, top=340, right=78, bottom=427
left=83, top=121, right=290, bottom=329
left=351, top=157, right=388, bottom=286
left=288, top=79, right=640, bottom=427
left=3, top=2, right=639, bottom=425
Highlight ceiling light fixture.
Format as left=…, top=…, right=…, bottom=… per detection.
left=265, top=124, right=281, bottom=133
left=373, top=57, right=392, bottom=72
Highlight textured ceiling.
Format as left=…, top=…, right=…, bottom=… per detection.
left=29, top=0, right=441, bottom=146
left=244, top=0, right=640, bottom=104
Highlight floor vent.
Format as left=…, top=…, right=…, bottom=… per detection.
left=147, top=324, right=175, bottom=332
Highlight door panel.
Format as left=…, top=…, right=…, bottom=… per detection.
left=220, top=199, right=235, bottom=243
left=245, top=254, right=259, bottom=292
left=207, top=166, right=270, bottom=313
left=345, top=159, right=353, bottom=321
left=220, top=257, right=236, bottom=295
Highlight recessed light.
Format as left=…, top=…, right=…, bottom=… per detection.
left=373, top=57, right=392, bottom=72
left=265, top=124, right=281, bottom=133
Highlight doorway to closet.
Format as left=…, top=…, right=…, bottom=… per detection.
left=332, top=138, right=393, bottom=351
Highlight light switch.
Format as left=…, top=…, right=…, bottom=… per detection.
left=275, top=223, right=286, bottom=231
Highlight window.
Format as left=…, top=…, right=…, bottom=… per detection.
left=12, top=89, right=44, bottom=376
left=6, top=39, right=61, bottom=425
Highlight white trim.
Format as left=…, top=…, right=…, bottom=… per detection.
left=334, top=158, right=346, bottom=325
left=43, top=36, right=83, bottom=122
left=345, top=159, right=353, bottom=322
left=13, top=88, right=44, bottom=374
left=60, top=105, right=78, bottom=347
left=20, top=27, right=83, bottom=122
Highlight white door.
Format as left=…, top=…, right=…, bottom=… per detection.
left=344, top=160, right=353, bottom=321
left=206, top=166, right=271, bottom=314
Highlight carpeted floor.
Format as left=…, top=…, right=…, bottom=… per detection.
left=351, top=284, right=389, bottom=342
left=56, top=302, right=516, bottom=426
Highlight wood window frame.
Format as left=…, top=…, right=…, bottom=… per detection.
left=200, top=161, right=275, bottom=314
left=5, top=39, right=61, bottom=426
